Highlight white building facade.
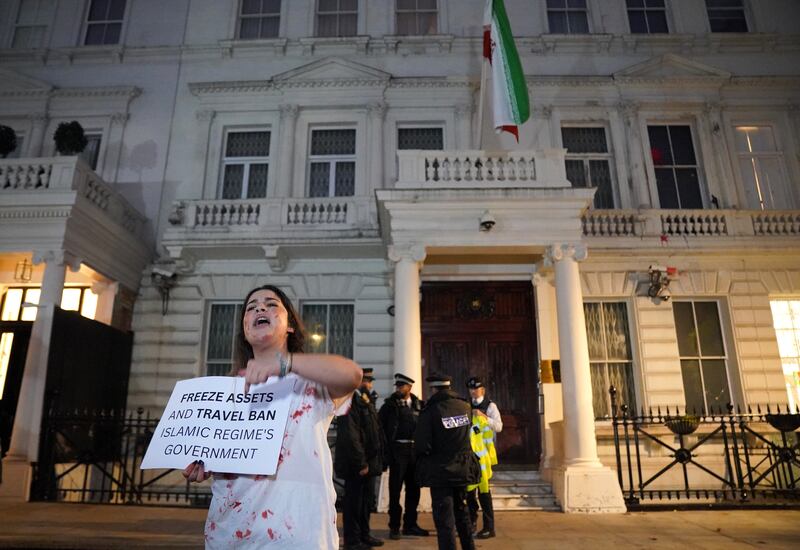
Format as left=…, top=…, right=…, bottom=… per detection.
left=1, top=0, right=799, bottom=512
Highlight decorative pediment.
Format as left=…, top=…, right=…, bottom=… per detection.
left=614, top=54, right=731, bottom=81
left=271, top=57, right=391, bottom=85
left=0, top=68, right=52, bottom=95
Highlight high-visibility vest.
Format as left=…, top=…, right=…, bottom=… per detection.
left=467, top=412, right=497, bottom=493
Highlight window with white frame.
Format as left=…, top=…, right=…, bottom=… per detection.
left=769, top=299, right=800, bottom=411
left=706, top=0, right=748, bottom=32
left=647, top=125, right=703, bottom=209
left=220, top=130, right=270, bottom=199
left=11, top=0, right=55, bottom=49
left=562, top=127, right=615, bottom=208
left=1, top=286, right=97, bottom=322
left=303, top=303, right=354, bottom=358
left=584, top=302, right=636, bottom=418
left=79, top=133, right=102, bottom=170
left=398, top=127, right=443, bottom=150
left=308, top=128, right=356, bottom=197
left=673, top=301, right=731, bottom=413
left=734, top=126, right=790, bottom=211
left=238, top=0, right=281, bottom=39
left=205, top=302, right=242, bottom=376
left=396, top=0, right=438, bottom=36
left=316, top=0, right=357, bottom=38
left=626, top=0, right=668, bottom=34
left=84, top=0, right=126, bottom=45
left=546, top=0, right=589, bottom=34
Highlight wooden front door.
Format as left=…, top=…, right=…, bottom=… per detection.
left=421, top=281, right=539, bottom=464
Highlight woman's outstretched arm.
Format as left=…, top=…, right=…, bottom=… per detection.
left=245, top=353, right=362, bottom=399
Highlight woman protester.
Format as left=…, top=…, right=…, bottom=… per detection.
left=183, top=284, right=362, bottom=549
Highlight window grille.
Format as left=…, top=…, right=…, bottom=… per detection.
left=562, top=127, right=615, bottom=208
left=238, top=0, right=281, bottom=39
left=647, top=125, right=703, bottom=209
left=302, top=303, right=354, bottom=358
left=308, top=128, right=356, bottom=197
left=673, top=301, right=731, bottom=412
left=733, top=126, right=789, bottom=210
left=584, top=302, right=636, bottom=418
left=396, top=0, right=438, bottom=36
left=546, top=0, right=589, bottom=34
left=12, top=0, right=55, bottom=48
left=706, top=0, right=748, bottom=32
left=626, top=0, right=668, bottom=34
left=220, top=131, right=270, bottom=199
left=398, top=127, right=443, bottom=150
left=316, top=0, right=357, bottom=37
left=84, top=0, right=126, bottom=45
left=205, top=303, right=241, bottom=376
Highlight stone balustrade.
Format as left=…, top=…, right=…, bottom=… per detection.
left=583, top=209, right=800, bottom=239
left=395, top=148, right=570, bottom=188
left=0, top=156, right=147, bottom=239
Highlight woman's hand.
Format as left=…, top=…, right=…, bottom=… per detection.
left=244, top=355, right=280, bottom=394
left=183, top=460, right=211, bottom=483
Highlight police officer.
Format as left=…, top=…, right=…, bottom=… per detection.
left=465, top=376, right=502, bottom=539
left=361, top=368, right=381, bottom=514
left=415, top=374, right=481, bottom=550
left=335, top=370, right=385, bottom=549
left=378, top=373, right=429, bottom=539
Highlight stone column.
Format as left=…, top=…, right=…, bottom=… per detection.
left=388, top=244, right=426, bottom=397
left=195, top=110, right=216, bottom=198
left=545, top=243, right=626, bottom=513
left=367, top=102, right=387, bottom=190
left=276, top=104, right=299, bottom=198
left=618, top=101, right=651, bottom=208
left=2, top=250, right=80, bottom=502
left=698, top=102, right=733, bottom=208
left=105, top=112, right=129, bottom=183
left=548, top=106, right=562, bottom=148
left=26, top=114, right=48, bottom=157
left=531, top=106, right=553, bottom=149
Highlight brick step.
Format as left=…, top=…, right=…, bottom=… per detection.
left=493, top=492, right=560, bottom=511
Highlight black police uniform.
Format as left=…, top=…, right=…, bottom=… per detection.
left=335, top=388, right=385, bottom=548
left=378, top=390, right=425, bottom=535
left=415, top=384, right=481, bottom=550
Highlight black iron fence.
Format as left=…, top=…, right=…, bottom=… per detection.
left=31, top=406, right=345, bottom=507
left=609, top=386, right=800, bottom=509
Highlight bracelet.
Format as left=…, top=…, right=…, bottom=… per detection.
left=278, top=352, right=289, bottom=378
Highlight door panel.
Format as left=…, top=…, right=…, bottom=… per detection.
left=421, top=282, right=539, bottom=464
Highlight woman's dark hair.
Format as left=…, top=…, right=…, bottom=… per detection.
left=230, top=285, right=307, bottom=375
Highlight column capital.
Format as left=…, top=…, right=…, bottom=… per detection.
left=195, top=109, right=216, bottom=122
left=366, top=102, right=387, bottom=120
left=32, top=249, right=81, bottom=272
left=544, top=243, right=588, bottom=266
left=388, top=244, right=426, bottom=263
left=531, top=269, right=553, bottom=287
left=616, top=100, right=639, bottom=119
left=279, top=103, right=299, bottom=121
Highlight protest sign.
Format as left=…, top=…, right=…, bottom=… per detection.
left=140, top=376, right=294, bottom=475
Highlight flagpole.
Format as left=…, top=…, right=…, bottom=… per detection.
left=476, top=56, right=487, bottom=151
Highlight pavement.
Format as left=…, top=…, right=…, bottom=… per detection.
left=0, top=503, right=798, bottom=549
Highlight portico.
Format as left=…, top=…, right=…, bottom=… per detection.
left=376, top=149, right=626, bottom=513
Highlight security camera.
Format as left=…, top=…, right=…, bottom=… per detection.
left=479, top=210, right=496, bottom=232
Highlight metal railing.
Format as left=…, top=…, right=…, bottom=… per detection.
left=31, top=406, right=344, bottom=508
left=609, top=386, right=800, bottom=509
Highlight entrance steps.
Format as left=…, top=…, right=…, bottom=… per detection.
left=491, top=469, right=560, bottom=511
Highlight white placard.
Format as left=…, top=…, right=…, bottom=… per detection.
left=140, top=376, right=294, bottom=475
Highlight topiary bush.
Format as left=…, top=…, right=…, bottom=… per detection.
left=53, top=121, right=88, bottom=155
left=0, top=125, right=18, bottom=158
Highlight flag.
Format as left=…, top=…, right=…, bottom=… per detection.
left=483, top=0, right=530, bottom=141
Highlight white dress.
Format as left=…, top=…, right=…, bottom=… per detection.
left=204, top=374, right=348, bottom=549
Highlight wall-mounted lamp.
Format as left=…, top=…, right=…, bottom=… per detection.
left=151, top=267, right=177, bottom=315
left=14, top=258, right=32, bottom=282
left=479, top=210, right=496, bottom=232
left=647, top=265, right=677, bottom=302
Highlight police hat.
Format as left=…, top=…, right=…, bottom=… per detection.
left=466, top=376, right=484, bottom=389
left=394, top=373, right=415, bottom=386
left=362, top=367, right=375, bottom=382
left=426, top=373, right=452, bottom=388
